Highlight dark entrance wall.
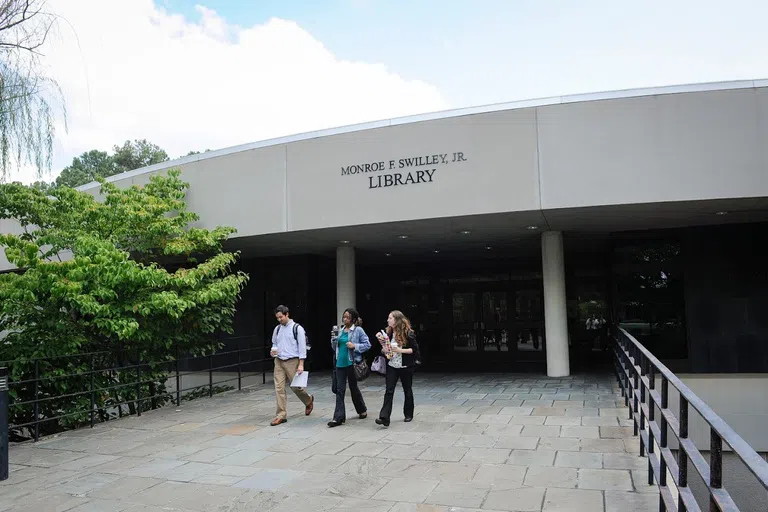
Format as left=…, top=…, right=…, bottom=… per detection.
left=220, top=221, right=768, bottom=375
left=605, top=222, right=768, bottom=374
left=218, top=254, right=336, bottom=372
left=683, top=222, right=768, bottom=373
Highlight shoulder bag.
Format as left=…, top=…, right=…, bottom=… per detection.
left=351, top=329, right=371, bottom=381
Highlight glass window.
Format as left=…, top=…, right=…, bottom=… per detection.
left=613, top=239, right=687, bottom=361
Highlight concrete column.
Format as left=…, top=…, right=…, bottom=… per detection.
left=336, top=245, right=356, bottom=325
left=541, top=231, right=570, bottom=377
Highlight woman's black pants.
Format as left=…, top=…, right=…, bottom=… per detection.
left=333, top=365, right=367, bottom=421
left=378, top=365, right=414, bottom=421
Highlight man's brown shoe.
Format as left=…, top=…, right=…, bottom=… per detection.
left=305, top=395, right=314, bottom=416
left=270, top=417, right=287, bottom=426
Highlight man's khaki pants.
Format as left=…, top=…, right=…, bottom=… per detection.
left=274, top=357, right=312, bottom=420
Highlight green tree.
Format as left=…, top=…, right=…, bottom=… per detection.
left=54, top=149, right=115, bottom=188
left=29, top=179, right=54, bottom=194
left=0, top=0, right=66, bottom=180
left=111, top=139, right=168, bottom=173
left=54, top=140, right=169, bottom=189
left=0, top=169, right=249, bottom=437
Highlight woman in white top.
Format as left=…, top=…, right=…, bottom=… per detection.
left=374, top=310, right=421, bottom=427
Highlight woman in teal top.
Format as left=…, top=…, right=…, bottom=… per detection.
left=336, top=330, right=352, bottom=368
left=328, top=308, right=371, bottom=427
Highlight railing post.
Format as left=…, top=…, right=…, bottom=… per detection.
left=33, top=360, right=39, bottom=442
left=633, top=350, right=639, bottom=436
left=639, top=354, right=646, bottom=457
left=660, top=377, right=668, bottom=474
left=648, top=361, right=655, bottom=446
left=89, top=355, right=95, bottom=428
left=1, top=367, right=9, bottom=481
left=237, top=339, right=242, bottom=391
left=208, top=342, right=214, bottom=398
left=679, top=396, right=689, bottom=512
left=136, top=350, right=142, bottom=417
left=613, top=339, right=622, bottom=391
left=647, top=360, right=656, bottom=486
left=262, top=344, right=267, bottom=385
left=175, top=345, right=181, bottom=407
left=618, top=356, right=624, bottom=398
left=625, top=350, right=632, bottom=409
left=615, top=349, right=620, bottom=387
left=647, top=362, right=655, bottom=423
left=648, top=360, right=655, bottom=391
left=659, top=376, right=669, bottom=512
left=622, top=347, right=631, bottom=412
left=710, top=428, right=723, bottom=512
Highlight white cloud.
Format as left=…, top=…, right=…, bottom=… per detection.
left=10, top=0, right=447, bottom=183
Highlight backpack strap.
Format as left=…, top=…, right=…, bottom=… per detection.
left=276, top=324, right=303, bottom=353
left=293, top=323, right=305, bottom=354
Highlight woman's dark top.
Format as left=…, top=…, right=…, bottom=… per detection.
left=399, top=330, right=421, bottom=368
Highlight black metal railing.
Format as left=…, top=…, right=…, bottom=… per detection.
left=0, top=366, right=8, bottom=481
left=614, top=327, right=768, bottom=512
left=0, top=335, right=272, bottom=444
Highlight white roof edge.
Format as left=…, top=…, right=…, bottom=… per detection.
left=76, top=78, right=767, bottom=192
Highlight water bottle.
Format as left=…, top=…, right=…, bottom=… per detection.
left=331, top=325, right=339, bottom=343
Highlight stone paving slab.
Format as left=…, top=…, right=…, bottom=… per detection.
left=2, top=373, right=659, bottom=511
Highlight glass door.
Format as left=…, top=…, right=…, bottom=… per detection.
left=450, top=288, right=511, bottom=357
left=510, top=287, right=546, bottom=361
left=450, top=291, right=478, bottom=353
left=480, top=291, right=509, bottom=352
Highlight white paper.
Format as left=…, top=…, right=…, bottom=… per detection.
left=290, top=371, right=309, bottom=388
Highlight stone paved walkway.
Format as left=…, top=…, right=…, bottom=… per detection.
left=2, top=373, right=658, bottom=511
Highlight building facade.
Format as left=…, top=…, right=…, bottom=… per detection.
left=2, top=80, right=767, bottom=382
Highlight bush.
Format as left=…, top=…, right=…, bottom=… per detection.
left=0, top=170, right=248, bottom=439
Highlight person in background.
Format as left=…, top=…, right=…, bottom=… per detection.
left=375, top=310, right=421, bottom=427
left=328, top=307, right=371, bottom=427
left=269, top=305, right=314, bottom=426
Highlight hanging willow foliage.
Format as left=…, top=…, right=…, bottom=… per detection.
left=0, top=0, right=66, bottom=180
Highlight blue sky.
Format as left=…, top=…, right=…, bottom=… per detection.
left=20, top=0, right=767, bottom=183
left=159, top=0, right=768, bottom=107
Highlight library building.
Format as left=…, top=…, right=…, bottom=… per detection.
left=4, top=80, right=767, bottom=379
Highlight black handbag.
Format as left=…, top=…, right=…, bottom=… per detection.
left=353, top=358, right=370, bottom=381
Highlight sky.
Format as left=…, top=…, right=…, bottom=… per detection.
left=9, top=0, right=768, bottom=183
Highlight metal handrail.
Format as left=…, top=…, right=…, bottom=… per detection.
left=2, top=335, right=274, bottom=442
left=614, top=326, right=768, bottom=512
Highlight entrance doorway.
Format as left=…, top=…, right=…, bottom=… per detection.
left=447, top=281, right=546, bottom=370
left=357, top=258, right=551, bottom=372
left=450, top=289, right=508, bottom=354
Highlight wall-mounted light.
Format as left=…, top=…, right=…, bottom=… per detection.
left=339, top=240, right=350, bottom=244
left=715, top=211, right=729, bottom=216
left=398, top=235, right=409, bottom=239
left=525, top=225, right=539, bottom=230
left=459, top=230, right=471, bottom=235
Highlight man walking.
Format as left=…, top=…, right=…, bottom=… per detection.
left=270, top=305, right=314, bottom=426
